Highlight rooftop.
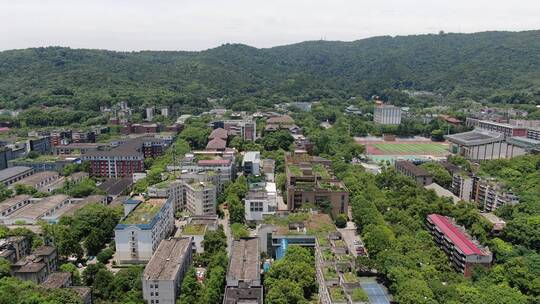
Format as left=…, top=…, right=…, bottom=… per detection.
left=8, top=195, right=70, bottom=220
left=197, top=159, right=231, bottom=166
left=0, top=166, right=32, bottom=182
left=98, top=178, right=133, bottom=196
left=10, top=155, right=59, bottom=163
left=206, top=138, right=227, bottom=150
left=267, top=115, right=294, bottom=124
left=14, top=171, right=59, bottom=187
left=243, top=151, right=260, bottom=163
left=228, top=238, right=259, bottom=282
left=143, top=237, right=192, bottom=281
left=428, top=214, right=490, bottom=256
left=445, top=129, right=504, bottom=146
left=395, top=160, right=431, bottom=177
left=41, top=272, right=72, bottom=289
left=209, top=128, right=229, bottom=140
left=424, top=183, right=461, bottom=204
left=121, top=198, right=165, bottom=225
left=0, top=195, right=31, bottom=212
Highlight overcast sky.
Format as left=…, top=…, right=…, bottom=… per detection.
left=1, top=0, right=539, bottom=52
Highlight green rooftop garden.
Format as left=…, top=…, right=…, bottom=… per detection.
left=329, top=287, right=347, bottom=302
left=182, top=224, right=207, bottom=235
left=121, top=200, right=163, bottom=225
left=312, top=164, right=331, bottom=178
left=351, top=288, right=369, bottom=302
left=324, top=266, right=338, bottom=280
left=263, top=212, right=310, bottom=227
left=318, top=181, right=343, bottom=191
left=317, top=236, right=328, bottom=246
left=334, top=240, right=347, bottom=247
left=343, top=272, right=359, bottom=283
left=11, top=155, right=59, bottom=163
left=288, top=165, right=302, bottom=176
left=322, top=249, right=334, bottom=261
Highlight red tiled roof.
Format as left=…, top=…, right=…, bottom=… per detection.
left=206, top=138, right=227, bottom=150
left=198, top=159, right=231, bottom=165
left=428, top=214, right=485, bottom=256
left=209, top=128, right=229, bottom=139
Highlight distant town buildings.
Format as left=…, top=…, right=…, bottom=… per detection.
left=211, top=119, right=256, bottom=141
left=427, top=214, right=492, bottom=277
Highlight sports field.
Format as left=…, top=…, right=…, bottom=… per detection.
left=372, top=142, right=448, bottom=155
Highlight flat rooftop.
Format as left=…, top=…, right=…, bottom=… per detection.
left=98, top=178, right=133, bottom=196
left=41, top=272, right=71, bottom=289
left=0, top=166, right=32, bottom=182
left=228, top=238, right=259, bottom=282
left=8, top=195, right=70, bottom=220
left=121, top=198, right=165, bottom=225
left=424, top=183, right=460, bottom=204
left=143, top=237, right=192, bottom=281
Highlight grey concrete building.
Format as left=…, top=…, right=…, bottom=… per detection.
left=224, top=237, right=263, bottom=304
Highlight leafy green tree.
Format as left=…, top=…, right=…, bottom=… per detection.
left=0, top=258, right=11, bottom=279
left=59, top=263, right=81, bottom=285
left=265, top=279, right=306, bottom=304
left=0, top=185, right=13, bottom=202
left=96, top=248, right=114, bottom=264
left=14, top=184, right=36, bottom=195
left=82, top=263, right=106, bottom=286
left=93, top=269, right=114, bottom=299
left=177, top=268, right=201, bottom=304
left=420, top=162, right=452, bottom=188
left=334, top=214, right=348, bottom=228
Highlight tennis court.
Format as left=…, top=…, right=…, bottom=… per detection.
left=360, top=281, right=391, bottom=304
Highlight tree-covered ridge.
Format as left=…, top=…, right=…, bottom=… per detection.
left=2, top=30, right=540, bottom=110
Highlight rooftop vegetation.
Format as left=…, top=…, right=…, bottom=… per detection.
left=121, top=200, right=163, bottom=225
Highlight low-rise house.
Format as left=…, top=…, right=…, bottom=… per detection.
left=0, top=195, right=32, bottom=218
left=1, top=195, right=72, bottom=225
left=141, top=237, right=193, bottom=304
left=244, top=183, right=277, bottom=222
left=0, top=166, right=33, bottom=186
left=12, top=246, right=58, bottom=284
left=12, top=171, right=60, bottom=192
left=41, top=272, right=72, bottom=289
left=0, top=236, right=31, bottom=263
left=424, top=183, right=461, bottom=204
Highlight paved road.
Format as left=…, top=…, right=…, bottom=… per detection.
left=219, top=209, right=233, bottom=256
left=338, top=221, right=361, bottom=257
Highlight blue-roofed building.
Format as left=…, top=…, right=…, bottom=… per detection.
left=114, top=196, right=174, bottom=264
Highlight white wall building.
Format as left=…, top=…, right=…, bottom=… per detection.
left=115, top=197, right=174, bottom=264
left=148, top=180, right=185, bottom=213
left=242, top=151, right=261, bottom=176
left=374, top=105, right=402, bottom=125
left=244, top=182, right=277, bottom=222
left=185, top=181, right=216, bottom=216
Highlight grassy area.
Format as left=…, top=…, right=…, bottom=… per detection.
left=324, top=266, right=338, bottom=280
left=329, top=287, right=347, bottom=302
left=11, top=155, right=59, bottom=163
left=182, top=224, right=207, bottom=235
left=288, top=165, right=302, bottom=176
left=317, top=236, right=328, bottom=246
left=312, top=164, right=331, bottom=178
left=372, top=142, right=447, bottom=155
left=263, top=212, right=310, bottom=226
left=121, top=200, right=163, bottom=225
left=343, top=272, right=359, bottom=283
left=334, top=240, right=347, bottom=247
left=351, top=288, right=369, bottom=302
left=322, top=249, right=334, bottom=261
left=231, top=223, right=249, bottom=239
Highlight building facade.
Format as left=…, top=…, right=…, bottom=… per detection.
left=114, top=197, right=175, bottom=264
left=142, top=237, right=193, bottom=304
left=395, top=161, right=433, bottom=186
left=374, top=105, right=402, bottom=125
left=427, top=214, right=492, bottom=277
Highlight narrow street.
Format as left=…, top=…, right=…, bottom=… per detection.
left=219, top=208, right=233, bottom=256
left=337, top=221, right=361, bottom=257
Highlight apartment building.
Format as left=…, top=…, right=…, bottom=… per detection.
left=373, top=104, right=402, bottom=125
left=0, top=166, right=33, bottom=186
left=12, top=246, right=58, bottom=284
left=0, top=236, right=31, bottom=263
left=244, top=183, right=277, bottom=222
left=394, top=161, right=433, bottom=186
left=179, top=154, right=235, bottom=193
left=473, top=178, right=519, bottom=212
left=224, top=238, right=263, bottom=304
left=242, top=151, right=261, bottom=176
left=212, top=119, right=256, bottom=141
left=184, top=181, right=216, bottom=216
left=83, top=138, right=168, bottom=178
left=114, top=197, right=175, bottom=264
left=528, top=128, right=540, bottom=141
left=427, top=214, right=492, bottom=277
left=465, top=118, right=528, bottom=137
left=285, top=152, right=348, bottom=217
left=451, top=173, right=474, bottom=202
left=148, top=180, right=185, bottom=213
left=142, top=237, right=193, bottom=304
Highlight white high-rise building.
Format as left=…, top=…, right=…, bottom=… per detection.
left=374, top=104, right=402, bottom=125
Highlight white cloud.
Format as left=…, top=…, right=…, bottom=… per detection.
left=0, top=0, right=539, bottom=51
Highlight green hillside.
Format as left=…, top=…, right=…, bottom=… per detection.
left=1, top=30, right=540, bottom=111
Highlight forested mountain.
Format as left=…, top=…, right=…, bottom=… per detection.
left=1, top=30, right=540, bottom=111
